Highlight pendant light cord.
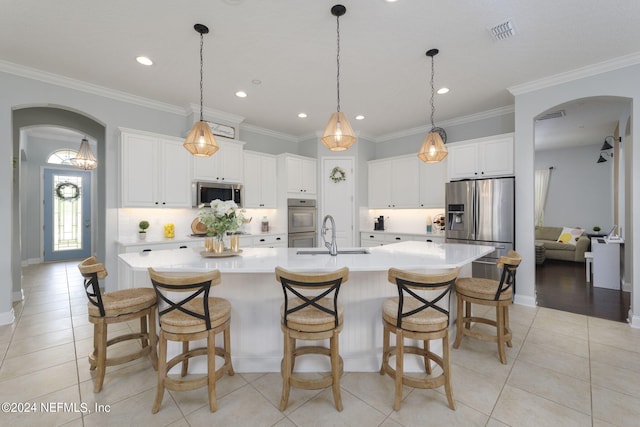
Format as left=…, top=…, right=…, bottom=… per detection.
left=336, top=14, right=341, bottom=113
left=199, top=31, right=204, bottom=122
left=429, top=55, right=435, bottom=130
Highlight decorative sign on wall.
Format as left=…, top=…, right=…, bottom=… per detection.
left=207, top=122, right=236, bottom=139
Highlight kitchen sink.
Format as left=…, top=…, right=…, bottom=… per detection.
left=296, top=249, right=370, bottom=255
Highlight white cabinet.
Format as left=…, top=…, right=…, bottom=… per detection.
left=419, top=158, right=447, bottom=208
left=243, top=151, right=277, bottom=208
left=368, top=156, right=420, bottom=208
left=120, top=129, right=192, bottom=208
left=278, top=154, right=317, bottom=196
left=192, top=137, right=244, bottom=183
left=448, top=133, right=514, bottom=180
left=359, top=231, right=444, bottom=247
left=252, top=234, right=287, bottom=248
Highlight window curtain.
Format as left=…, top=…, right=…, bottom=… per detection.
left=534, top=168, right=552, bottom=226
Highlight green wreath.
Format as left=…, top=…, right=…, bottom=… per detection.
left=55, top=182, right=80, bottom=201
left=329, top=166, right=347, bottom=183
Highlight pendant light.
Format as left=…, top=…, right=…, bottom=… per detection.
left=71, top=138, right=97, bottom=170
left=321, top=4, right=356, bottom=152
left=183, top=24, right=219, bottom=157
left=417, top=49, right=448, bottom=163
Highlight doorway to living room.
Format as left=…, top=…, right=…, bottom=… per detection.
left=533, top=96, right=631, bottom=321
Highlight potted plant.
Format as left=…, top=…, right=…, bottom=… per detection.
left=592, top=226, right=601, bottom=234
left=138, top=220, right=150, bottom=240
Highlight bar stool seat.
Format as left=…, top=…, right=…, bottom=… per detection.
left=380, top=267, right=460, bottom=411
left=275, top=266, right=349, bottom=412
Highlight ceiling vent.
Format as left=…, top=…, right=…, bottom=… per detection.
left=536, top=110, right=566, bottom=121
left=489, top=19, right=516, bottom=41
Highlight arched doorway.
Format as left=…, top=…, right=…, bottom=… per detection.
left=11, top=106, right=106, bottom=299
left=533, top=96, right=631, bottom=321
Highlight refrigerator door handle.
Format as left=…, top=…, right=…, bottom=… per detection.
left=473, top=183, right=479, bottom=241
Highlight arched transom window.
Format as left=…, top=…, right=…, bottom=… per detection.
left=47, top=149, right=79, bottom=166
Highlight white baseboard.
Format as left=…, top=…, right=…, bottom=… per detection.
left=0, top=308, right=15, bottom=326
left=13, top=289, right=24, bottom=302
left=629, top=309, right=640, bottom=328
left=20, top=258, right=42, bottom=267
left=514, top=294, right=536, bottom=307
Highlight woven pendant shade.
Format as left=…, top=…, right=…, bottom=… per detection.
left=417, top=130, right=448, bottom=163
left=321, top=112, right=356, bottom=151
left=71, top=138, right=97, bottom=170
left=184, top=121, right=219, bottom=157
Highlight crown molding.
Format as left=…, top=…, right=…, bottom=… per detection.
left=187, top=103, right=245, bottom=126
left=508, top=52, right=640, bottom=96
left=240, top=123, right=299, bottom=142
left=0, top=60, right=185, bottom=116
left=376, top=105, right=515, bottom=143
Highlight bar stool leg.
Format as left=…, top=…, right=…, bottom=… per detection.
left=453, top=295, right=463, bottom=349
left=152, top=332, right=167, bottom=414
left=443, top=331, right=455, bottom=410
left=279, top=332, right=292, bottom=411
left=393, top=329, right=404, bottom=411
left=330, top=331, right=343, bottom=411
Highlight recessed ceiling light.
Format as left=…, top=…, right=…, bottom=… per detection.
left=385, top=0, right=399, bottom=3
left=437, top=87, right=449, bottom=94
left=355, top=115, right=365, bottom=120
left=235, top=91, right=247, bottom=98
left=298, top=113, right=308, bottom=118
left=136, top=56, right=153, bottom=66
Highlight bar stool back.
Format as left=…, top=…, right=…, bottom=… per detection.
left=380, top=267, right=460, bottom=411
left=275, top=266, right=349, bottom=412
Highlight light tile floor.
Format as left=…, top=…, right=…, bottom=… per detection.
left=1, top=262, right=640, bottom=426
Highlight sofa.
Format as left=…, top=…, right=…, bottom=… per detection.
left=535, top=226, right=590, bottom=263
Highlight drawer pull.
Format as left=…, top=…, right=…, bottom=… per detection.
left=142, top=249, right=152, bottom=252
left=179, top=245, right=187, bottom=249
left=259, top=238, right=266, bottom=242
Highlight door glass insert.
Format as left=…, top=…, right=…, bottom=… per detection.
left=52, top=175, right=83, bottom=252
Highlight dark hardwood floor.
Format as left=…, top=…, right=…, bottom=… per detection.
left=535, top=259, right=630, bottom=323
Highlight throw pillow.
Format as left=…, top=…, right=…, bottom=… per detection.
left=557, top=227, right=583, bottom=245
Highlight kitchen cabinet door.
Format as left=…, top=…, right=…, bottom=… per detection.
left=448, top=133, right=514, bottom=180
left=283, top=155, right=317, bottom=195
left=368, top=161, right=392, bottom=208
left=121, top=130, right=191, bottom=208
left=391, top=157, right=420, bottom=208
left=419, top=157, right=447, bottom=208
left=243, top=151, right=277, bottom=208
left=193, top=138, right=244, bottom=183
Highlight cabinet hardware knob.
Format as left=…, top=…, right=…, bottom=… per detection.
left=260, top=238, right=265, bottom=242
left=179, top=245, right=187, bottom=249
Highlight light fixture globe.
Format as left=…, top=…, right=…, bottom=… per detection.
left=418, top=128, right=448, bottom=163
left=184, top=23, right=219, bottom=157
left=322, top=112, right=356, bottom=151
left=71, top=138, right=97, bottom=170
left=322, top=4, right=357, bottom=152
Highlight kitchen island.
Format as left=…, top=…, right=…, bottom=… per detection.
left=118, top=241, right=494, bottom=372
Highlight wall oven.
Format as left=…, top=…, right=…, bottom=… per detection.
left=287, top=198, right=317, bottom=247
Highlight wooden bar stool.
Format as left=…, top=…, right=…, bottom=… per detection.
left=77, top=257, right=158, bottom=393
left=274, top=266, right=349, bottom=412
left=380, top=267, right=460, bottom=411
left=148, top=268, right=234, bottom=413
left=453, top=250, right=522, bottom=364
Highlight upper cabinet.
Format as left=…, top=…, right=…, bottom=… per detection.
left=447, top=133, right=514, bottom=181
left=278, top=154, right=317, bottom=196
left=120, top=129, right=192, bottom=208
left=243, top=151, right=277, bottom=208
left=192, top=137, right=244, bottom=183
left=419, top=157, right=447, bottom=208
left=368, top=156, right=420, bottom=208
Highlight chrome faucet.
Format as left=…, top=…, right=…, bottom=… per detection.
left=321, top=214, right=338, bottom=256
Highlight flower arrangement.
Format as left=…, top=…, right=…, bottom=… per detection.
left=198, top=199, right=246, bottom=241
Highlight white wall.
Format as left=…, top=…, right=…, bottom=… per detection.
left=512, top=64, right=638, bottom=324
left=535, top=144, right=614, bottom=230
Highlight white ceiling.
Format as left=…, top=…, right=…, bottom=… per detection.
left=2, top=0, right=639, bottom=147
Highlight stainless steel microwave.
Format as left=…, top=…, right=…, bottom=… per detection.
left=192, top=181, right=242, bottom=207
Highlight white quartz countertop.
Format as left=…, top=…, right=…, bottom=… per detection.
left=116, top=232, right=283, bottom=247
left=118, top=241, right=495, bottom=273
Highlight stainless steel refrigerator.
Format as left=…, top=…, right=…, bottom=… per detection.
left=445, top=177, right=515, bottom=280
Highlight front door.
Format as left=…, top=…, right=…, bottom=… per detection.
left=43, top=168, right=92, bottom=262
